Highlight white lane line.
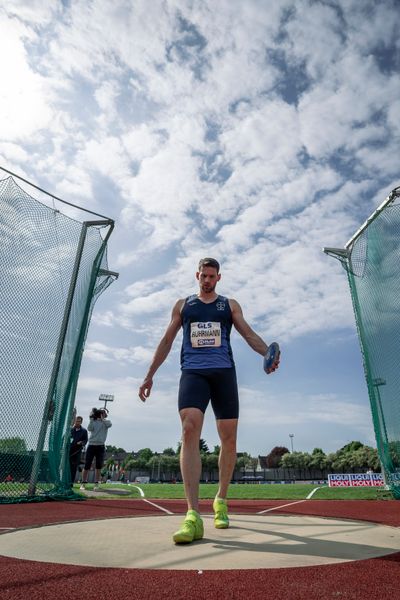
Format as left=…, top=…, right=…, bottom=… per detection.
left=131, top=484, right=323, bottom=516
left=142, top=499, right=174, bottom=515
left=307, top=486, right=322, bottom=499
left=257, top=486, right=322, bottom=514
left=128, top=484, right=174, bottom=515
left=257, top=499, right=308, bottom=514
left=129, top=485, right=145, bottom=497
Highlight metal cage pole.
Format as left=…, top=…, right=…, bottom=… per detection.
left=28, top=219, right=114, bottom=495
left=28, top=223, right=89, bottom=495
left=58, top=241, right=118, bottom=485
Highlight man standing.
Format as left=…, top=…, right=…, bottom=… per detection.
left=80, top=408, right=112, bottom=491
left=139, top=258, right=280, bottom=544
left=69, top=416, right=88, bottom=486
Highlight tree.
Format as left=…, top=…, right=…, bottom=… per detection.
left=136, top=448, right=154, bottom=468
left=280, top=451, right=309, bottom=478
left=265, top=446, right=289, bottom=468
left=0, top=437, right=27, bottom=454
left=161, top=455, right=180, bottom=477
left=249, top=456, right=259, bottom=475
left=148, top=454, right=180, bottom=480
left=309, top=448, right=327, bottom=471
left=105, top=457, right=116, bottom=469
left=339, top=441, right=364, bottom=454
left=162, top=447, right=176, bottom=456
left=137, top=448, right=154, bottom=461
left=330, top=441, right=369, bottom=473
left=212, top=445, right=221, bottom=455
left=350, top=446, right=380, bottom=470
left=202, top=453, right=219, bottom=480
left=199, top=439, right=209, bottom=454
left=176, top=440, right=209, bottom=454
left=298, top=452, right=312, bottom=478
left=312, top=448, right=325, bottom=456
left=331, top=451, right=352, bottom=472
left=236, top=452, right=252, bottom=475
left=280, top=452, right=297, bottom=469
left=106, top=445, right=126, bottom=453
left=123, top=457, right=139, bottom=471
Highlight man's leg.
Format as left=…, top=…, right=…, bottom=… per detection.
left=70, top=454, right=79, bottom=485
left=213, top=418, right=238, bottom=528
left=179, top=407, right=204, bottom=512
left=93, top=446, right=104, bottom=490
left=173, top=407, right=205, bottom=544
left=80, top=468, right=88, bottom=488
left=70, top=458, right=75, bottom=482
left=81, top=446, right=94, bottom=488
left=216, top=418, right=238, bottom=497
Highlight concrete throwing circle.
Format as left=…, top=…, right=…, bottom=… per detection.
left=1, top=514, right=400, bottom=570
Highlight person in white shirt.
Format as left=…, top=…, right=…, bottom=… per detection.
left=80, top=408, right=112, bottom=491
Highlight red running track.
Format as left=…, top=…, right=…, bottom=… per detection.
left=1, top=498, right=400, bottom=600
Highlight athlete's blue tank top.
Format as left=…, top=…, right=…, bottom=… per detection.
left=180, top=294, right=235, bottom=370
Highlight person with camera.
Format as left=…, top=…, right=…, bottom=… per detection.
left=69, top=415, right=88, bottom=486
left=80, top=407, right=112, bottom=491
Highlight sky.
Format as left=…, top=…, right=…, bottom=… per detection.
left=0, top=0, right=399, bottom=457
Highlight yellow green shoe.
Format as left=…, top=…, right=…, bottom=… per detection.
left=173, top=510, right=204, bottom=544
left=213, top=497, right=229, bottom=529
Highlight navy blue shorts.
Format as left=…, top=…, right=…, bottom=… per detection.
left=178, top=367, right=239, bottom=419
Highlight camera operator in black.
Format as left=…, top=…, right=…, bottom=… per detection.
left=69, top=415, right=88, bottom=486
left=80, top=408, right=112, bottom=491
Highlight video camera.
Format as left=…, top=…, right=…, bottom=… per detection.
left=90, top=407, right=109, bottom=420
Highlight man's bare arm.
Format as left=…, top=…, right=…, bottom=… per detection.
left=229, top=299, right=269, bottom=356
left=138, top=299, right=184, bottom=402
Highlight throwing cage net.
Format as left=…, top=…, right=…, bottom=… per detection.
left=324, top=185, right=400, bottom=499
left=0, top=172, right=118, bottom=503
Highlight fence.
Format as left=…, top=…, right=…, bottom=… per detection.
left=324, top=185, right=400, bottom=498
left=0, top=173, right=117, bottom=503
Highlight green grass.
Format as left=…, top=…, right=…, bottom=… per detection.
left=73, top=482, right=393, bottom=501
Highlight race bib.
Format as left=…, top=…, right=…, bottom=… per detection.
left=191, top=322, right=221, bottom=347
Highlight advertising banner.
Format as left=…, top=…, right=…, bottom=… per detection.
left=328, top=473, right=384, bottom=487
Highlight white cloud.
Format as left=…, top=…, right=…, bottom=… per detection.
left=221, top=100, right=300, bottom=170
left=94, top=80, right=120, bottom=128
left=387, top=100, right=400, bottom=136
left=339, top=0, right=399, bottom=53
left=0, top=13, right=54, bottom=140
left=298, top=46, right=398, bottom=161
left=0, top=142, right=29, bottom=163
left=79, top=136, right=128, bottom=180
left=3, top=0, right=59, bottom=25
left=283, top=2, right=345, bottom=80
left=85, top=341, right=153, bottom=364
left=121, top=124, right=167, bottom=163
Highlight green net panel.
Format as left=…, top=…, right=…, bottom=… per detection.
left=325, top=185, right=400, bottom=499
left=0, top=175, right=117, bottom=503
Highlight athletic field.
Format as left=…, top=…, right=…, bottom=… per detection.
left=1, top=482, right=399, bottom=600
left=74, top=481, right=390, bottom=500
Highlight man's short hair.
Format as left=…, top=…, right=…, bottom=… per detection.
left=198, top=257, right=220, bottom=273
